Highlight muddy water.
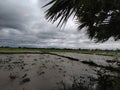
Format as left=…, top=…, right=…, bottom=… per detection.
left=53, top=52, right=120, bottom=66
left=0, top=54, right=119, bottom=90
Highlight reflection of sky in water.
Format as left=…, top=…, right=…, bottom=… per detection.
left=0, top=54, right=95, bottom=90
left=0, top=54, right=120, bottom=90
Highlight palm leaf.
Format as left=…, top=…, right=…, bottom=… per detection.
left=44, top=0, right=120, bottom=42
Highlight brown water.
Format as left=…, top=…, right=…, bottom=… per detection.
left=0, top=53, right=119, bottom=90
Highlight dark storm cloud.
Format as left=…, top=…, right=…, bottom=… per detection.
left=0, top=0, right=119, bottom=49
left=0, top=0, right=39, bottom=30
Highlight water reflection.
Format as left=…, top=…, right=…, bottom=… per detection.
left=0, top=54, right=120, bottom=90
left=96, top=68, right=120, bottom=90
left=58, top=68, right=120, bottom=90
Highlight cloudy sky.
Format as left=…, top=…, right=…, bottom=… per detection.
left=0, top=0, right=119, bottom=50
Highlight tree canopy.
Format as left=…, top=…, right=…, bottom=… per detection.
left=44, top=0, right=120, bottom=42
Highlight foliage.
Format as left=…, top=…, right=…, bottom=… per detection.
left=44, top=0, right=120, bottom=42
left=96, top=68, right=120, bottom=90
left=57, top=68, right=120, bottom=90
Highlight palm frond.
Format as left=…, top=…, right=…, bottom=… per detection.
left=44, top=0, right=120, bottom=42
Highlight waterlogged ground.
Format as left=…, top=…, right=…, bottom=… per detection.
left=0, top=53, right=119, bottom=90
left=53, top=52, right=119, bottom=66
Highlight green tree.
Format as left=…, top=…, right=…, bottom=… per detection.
left=44, top=0, right=120, bottom=42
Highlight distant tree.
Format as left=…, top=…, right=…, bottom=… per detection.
left=44, top=0, right=120, bottom=42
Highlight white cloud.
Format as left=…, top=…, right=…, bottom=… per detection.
left=0, top=0, right=119, bottom=50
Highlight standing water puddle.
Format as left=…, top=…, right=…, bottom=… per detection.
left=0, top=54, right=119, bottom=90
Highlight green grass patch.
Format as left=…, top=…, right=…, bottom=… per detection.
left=0, top=47, right=119, bottom=56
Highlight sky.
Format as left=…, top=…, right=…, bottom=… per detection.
left=0, top=0, right=119, bottom=50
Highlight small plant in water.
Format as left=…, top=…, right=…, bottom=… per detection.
left=96, top=68, right=120, bottom=90
left=20, top=78, right=30, bottom=84
left=9, top=72, right=18, bottom=80
left=57, top=67, right=120, bottom=90
left=82, top=60, right=98, bottom=67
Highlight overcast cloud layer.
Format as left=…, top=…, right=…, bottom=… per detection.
left=0, top=0, right=119, bottom=50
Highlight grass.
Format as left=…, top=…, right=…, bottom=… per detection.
left=0, top=47, right=119, bottom=56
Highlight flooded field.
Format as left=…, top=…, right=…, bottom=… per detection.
left=0, top=53, right=120, bottom=90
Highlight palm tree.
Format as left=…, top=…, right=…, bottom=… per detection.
left=44, top=0, right=120, bottom=42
